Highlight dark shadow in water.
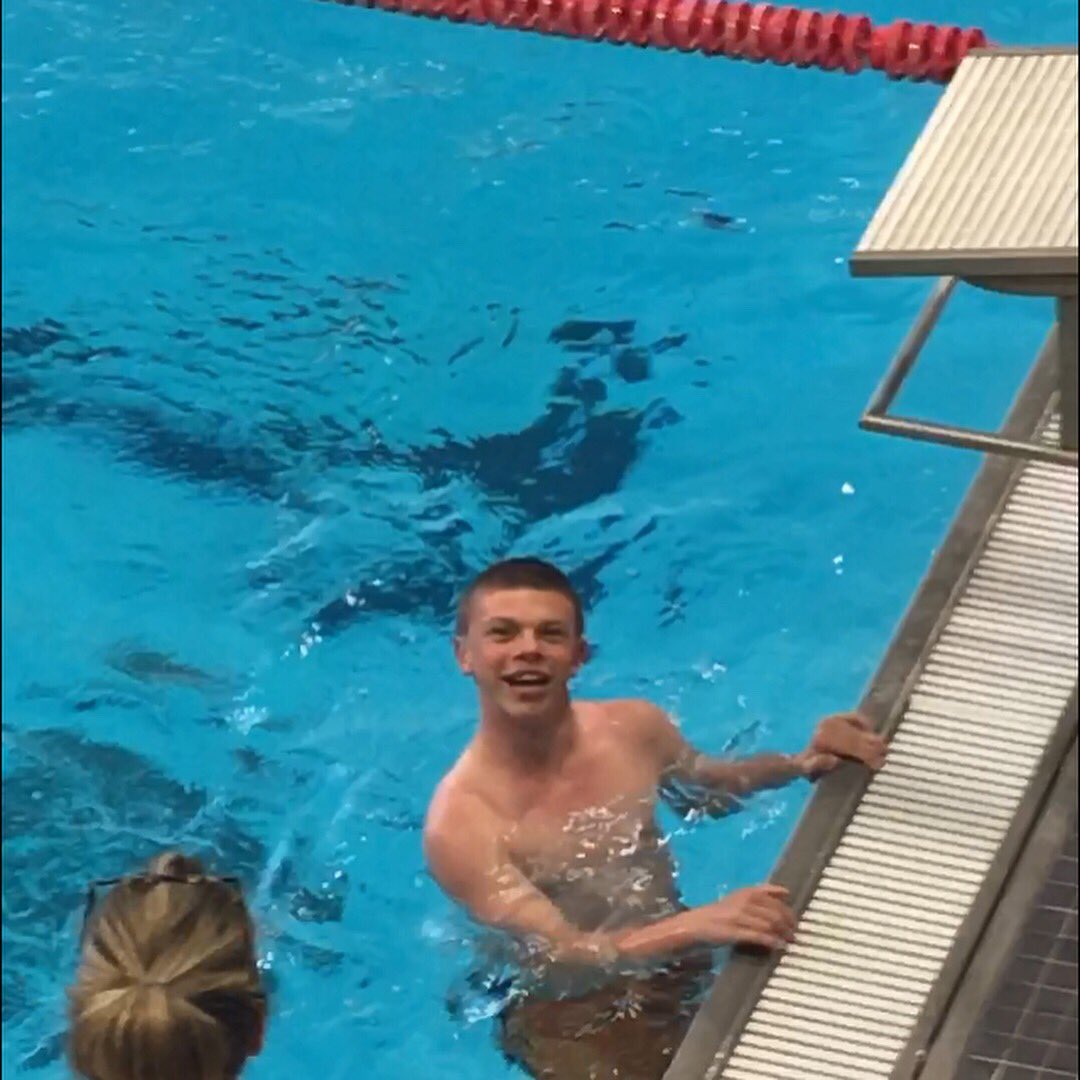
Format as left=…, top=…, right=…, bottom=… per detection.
left=2, top=242, right=690, bottom=513
left=2, top=322, right=676, bottom=512
left=4, top=308, right=683, bottom=645
left=2, top=319, right=71, bottom=359
left=4, top=261, right=688, bottom=656
left=416, top=402, right=646, bottom=519
left=307, top=513, right=659, bottom=642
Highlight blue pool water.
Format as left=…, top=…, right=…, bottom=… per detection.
left=3, top=1, right=1077, bottom=1076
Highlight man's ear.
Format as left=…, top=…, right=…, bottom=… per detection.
left=573, top=638, right=591, bottom=673
left=453, top=635, right=473, bottom=675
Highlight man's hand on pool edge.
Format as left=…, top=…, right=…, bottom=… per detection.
left=796, top=711, right=888, bottom=779
left=675, top=885, right=798, bottom=952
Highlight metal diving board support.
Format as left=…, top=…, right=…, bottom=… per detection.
left=852, top=47, right=1078, bottom=464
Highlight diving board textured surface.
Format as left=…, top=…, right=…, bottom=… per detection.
left=853, top=48, right=1079, bottom=279
left=714, top=415, right=1077, bottom=1080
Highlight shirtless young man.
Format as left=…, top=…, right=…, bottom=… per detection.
left=424, top=559, right=887, bottom=1079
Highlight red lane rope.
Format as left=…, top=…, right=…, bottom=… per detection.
left=325, top=0, right=988, bottom=82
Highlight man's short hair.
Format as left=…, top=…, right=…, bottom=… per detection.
left=455, top=558, right=584, bottom=637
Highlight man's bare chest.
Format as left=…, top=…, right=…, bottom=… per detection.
left=501, top=757, right=662, bottom=878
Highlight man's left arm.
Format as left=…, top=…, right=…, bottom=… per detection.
left=648, top=707, right=888, bottom=818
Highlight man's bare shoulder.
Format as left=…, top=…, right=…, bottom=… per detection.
left=423, top=753, right=507, bottom=858
left=422, top=763, right=508, bottom=906
left=580, top=697, right=687, bottom=761
left=581, top=697, right=671, bottom=734
left=426, top=759, right=486, bottom=833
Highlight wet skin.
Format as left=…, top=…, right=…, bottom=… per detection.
left=424, top=587, right=886, bottom=991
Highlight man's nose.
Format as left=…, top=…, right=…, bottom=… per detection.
left=515, top=631, right=543, bottom=654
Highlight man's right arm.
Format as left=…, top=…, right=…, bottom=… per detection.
left=422, top=791, right=796, bottom=967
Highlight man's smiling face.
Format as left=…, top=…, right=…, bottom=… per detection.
left=454, top=587, right=588, bottom=720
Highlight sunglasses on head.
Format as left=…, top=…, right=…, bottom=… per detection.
left=80, top=872, right=244, bottom=946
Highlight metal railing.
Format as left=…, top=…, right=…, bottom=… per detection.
left=861, top=277, right=1079, bottom=468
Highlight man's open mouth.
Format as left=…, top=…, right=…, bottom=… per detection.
left=503, top=672, right=551, bottom=688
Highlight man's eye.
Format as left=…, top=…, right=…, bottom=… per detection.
left=541, top=628, right=566, bottom=640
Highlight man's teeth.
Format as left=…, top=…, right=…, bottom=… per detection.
left=506, top=674, right=548, bottom=685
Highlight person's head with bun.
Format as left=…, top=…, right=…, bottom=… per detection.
left=68, top=851, right=266, bottom=1080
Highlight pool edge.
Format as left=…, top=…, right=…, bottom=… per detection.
left=664, top=336, right=1075, bottom=1080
